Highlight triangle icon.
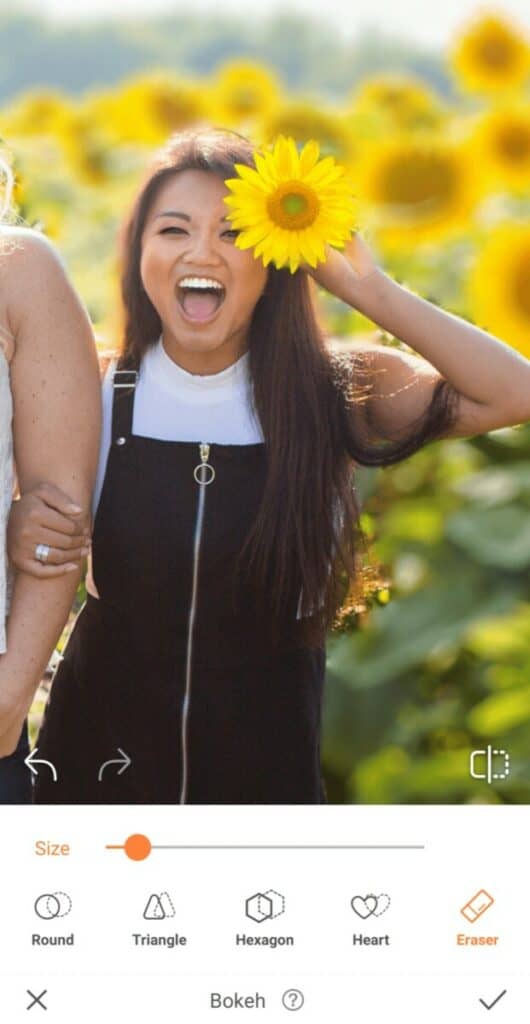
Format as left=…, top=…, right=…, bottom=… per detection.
left=143, top=894, right=165, bottom=920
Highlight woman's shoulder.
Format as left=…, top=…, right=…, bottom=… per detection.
left=0, top=227, right=70, bottom=348
left=327, top=336, right=432, bottom=403
left=326, top=338, right=377, bottom=405
left=0, top=226, right=64, bottom=290
left=0, top=223, right=60, bottom=257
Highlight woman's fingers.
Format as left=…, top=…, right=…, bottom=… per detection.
left=32, top=482, right=91, bottom=536
left=32, top=543, right=89, bottom=566
left=16, top=558, right=82, bottom=578
left=33, top=481, right=84, bottom=517
left=26, top=499, right=89, bottom=539
left=7, top=491, right=91, bottom=574
left=26, top=526, right=89, bottom=552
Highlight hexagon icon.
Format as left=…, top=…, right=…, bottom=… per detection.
left=245, top=889, right=285, bottom=923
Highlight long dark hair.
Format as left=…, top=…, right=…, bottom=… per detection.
left=117, top=127, right=459, bottom=647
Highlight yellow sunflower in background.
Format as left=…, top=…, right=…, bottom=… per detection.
left=80, top=90, right=129, bottom=145
left=259, top=100, right=358, bottom=166
left=223, top=134, right=358, bottom=273
left=210, top=60, right=281, bottom=127
left=349, top=73, right=446, bottom=133
left=468, top=223, right=530, bottom=358
left=355, top=135, right=483, bottom=247
left=0, top=89, right=73, bottom=139
left=449, top=11, right=530, bottom=96
left=56, top=109, right=115, bottom=186
left=111, top=73, right=208, bottom=144
left=471, top=103, right=530, bottom=195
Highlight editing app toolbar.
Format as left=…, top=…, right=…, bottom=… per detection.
left=1, top=806, right=527, bottom=1022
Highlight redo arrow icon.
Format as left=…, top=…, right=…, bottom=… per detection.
left=98, top=748, right=132, bottom=782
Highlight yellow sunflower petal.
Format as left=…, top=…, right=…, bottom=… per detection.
left=232, top=163, right=270, bottom=191
left=274, top=134, right=299, bottom=177
left=299, top=139, right=321, bottom=176
left=305, top=155, right=339, bottom=184
left=235, top=222, right=271, bottom=247
left=252, top=152, right=278, bottom=188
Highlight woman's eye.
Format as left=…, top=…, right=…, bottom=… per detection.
left=158, top=226, right=238, bottom=238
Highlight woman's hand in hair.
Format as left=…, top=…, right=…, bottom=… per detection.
left=7, top=483, right=91, bottom=577
left=301, top=232, right=383, bottom=305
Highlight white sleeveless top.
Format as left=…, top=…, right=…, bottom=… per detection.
left=0, top=335, right=14, bottom=654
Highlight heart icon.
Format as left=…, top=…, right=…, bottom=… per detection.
left=351, top=893, right=391, bottom=918
left=351, top=895, right=378, bottom=919
left=373, top=893, right=391, bottom=917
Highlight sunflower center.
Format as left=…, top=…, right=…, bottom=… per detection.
left=497, top=125, right=530, bottom=162
left=475, top=35, right=515, bottom=71
left=378, top=152, right=456, bottom=213
left=151, top=93, right=200, bottom=131
left=380, top=89, right=407, bottom=111
left=232, top=87, right=259, bottom=114
left=511, top=250, right=530, bottom=320
left=266, top=180, right=320, bottom=229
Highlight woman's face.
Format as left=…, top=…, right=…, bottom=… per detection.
left=140, top=168, right=268, bottom=363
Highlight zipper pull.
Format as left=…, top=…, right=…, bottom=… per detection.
left=193, top=442, right=216, bottom=485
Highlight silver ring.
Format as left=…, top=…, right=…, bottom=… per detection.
left=35, top=543, right=51, bottom=564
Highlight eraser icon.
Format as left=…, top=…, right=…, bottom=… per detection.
left=460, top=889, right=494, bottom=923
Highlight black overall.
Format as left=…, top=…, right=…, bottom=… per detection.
left=33, top=368, right=327, bottom=804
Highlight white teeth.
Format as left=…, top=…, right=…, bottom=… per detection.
left=178, top=277, right=224, bottom=290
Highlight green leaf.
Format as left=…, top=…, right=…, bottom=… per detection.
left=446, top=504, right=530, bottom=569
left=327, top=572, right=516, bottom=689
left=468, top=687, right=530, bottom=736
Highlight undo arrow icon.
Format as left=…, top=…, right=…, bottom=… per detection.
left=25, top=748, right=58, bottom=781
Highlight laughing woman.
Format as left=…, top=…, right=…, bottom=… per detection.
left=0, top=156, right=100, bottom=798
left=13, top=128, right=530, bottom=805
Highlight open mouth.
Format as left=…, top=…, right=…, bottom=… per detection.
left=176, top=280, right=227, bottom=324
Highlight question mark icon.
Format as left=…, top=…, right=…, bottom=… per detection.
left=282, top=988, right=304, bottom=1011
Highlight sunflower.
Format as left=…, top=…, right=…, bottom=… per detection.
left=349, top=74, right=446, bottom=133
left=259, top=101, right=358, bottom=166
left=56, top=109, right=114, bottom=186
left=1, top=89, right=74, bottom=139
left=355, top=135, right=483, bottom=247
left=111, top=73, right=208, bottom=144
left=210, top=61, right=281, bottom=127
left=467, top=224, right=530, bottom=358
left=223, top=135, right=358, bottom=273
left=449, top=12, right=530, bottom=96
left=471, top=103, right=530, bottom=194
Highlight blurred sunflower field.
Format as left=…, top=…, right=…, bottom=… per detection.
left=2, top=6, right=530, bottom=803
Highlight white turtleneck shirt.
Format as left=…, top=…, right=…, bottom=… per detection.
left=92, top=335, right=264, bottom=521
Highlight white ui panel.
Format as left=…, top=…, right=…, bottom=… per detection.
left=0, top=804, right=527, bottom=1022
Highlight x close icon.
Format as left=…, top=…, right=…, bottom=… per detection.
left=26, top=989, right=47, bottom=1011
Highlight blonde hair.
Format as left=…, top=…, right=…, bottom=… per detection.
left=0, top=156, right=13, bottom=221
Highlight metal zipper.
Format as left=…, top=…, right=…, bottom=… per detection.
left=179, top=442, right=216, bottom=804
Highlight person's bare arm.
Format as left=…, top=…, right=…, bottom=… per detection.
left=344, top=271, right=530, bottom=441
left=308, top=235, right=530, bottom=440
left=0, top=229, right=101, bottom=755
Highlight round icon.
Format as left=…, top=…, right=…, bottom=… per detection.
left=282, top=989, right=304, bottom=1011
left=34, top=892, right=72, bottom=920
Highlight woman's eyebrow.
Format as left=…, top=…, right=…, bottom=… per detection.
left=154, top=210, right=230, bottom=222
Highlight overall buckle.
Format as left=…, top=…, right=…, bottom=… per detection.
left=113, top=370, right=138, bottom=389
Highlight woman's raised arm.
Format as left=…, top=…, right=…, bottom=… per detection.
left=0, top=228, right=101, bottom=755
left=309, top=234, right=530, bottom=444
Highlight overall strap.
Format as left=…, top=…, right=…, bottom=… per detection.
left=111, top=366, right=138, bottom=445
